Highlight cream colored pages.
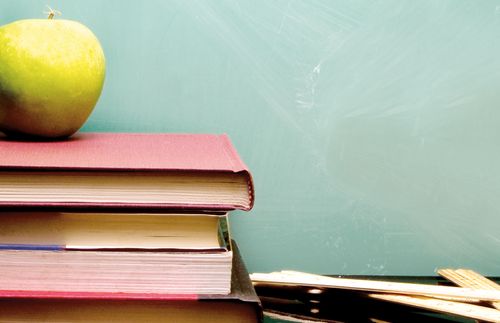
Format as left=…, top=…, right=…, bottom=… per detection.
left=0, top=212, right=224, bottom=250
left=0, top=171, right=250, bottom=209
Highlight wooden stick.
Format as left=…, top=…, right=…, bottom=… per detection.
left=369, top=294, right=500, bottom=323
left=250, top=271, right=500, bottom=302
left=438, top=268, right=500, bottom=310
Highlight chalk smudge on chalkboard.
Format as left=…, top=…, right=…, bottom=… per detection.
left=295, top=62, right=321, bottom=111
left=174, top=1, right=500, bottom=275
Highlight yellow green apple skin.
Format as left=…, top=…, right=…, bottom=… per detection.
left=0, top=19, right=105, bottom=138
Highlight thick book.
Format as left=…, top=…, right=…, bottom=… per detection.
left=0, top=241, right=262, bottom=323
left=0, top=132, right=254, bottom=211
left=0, top=211, right=234, bottom=295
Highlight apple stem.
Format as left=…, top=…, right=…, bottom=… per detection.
left=44, top=5, right=61, bottom=20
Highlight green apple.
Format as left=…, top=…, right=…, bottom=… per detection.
left=0, top=17, right=105, bottom=138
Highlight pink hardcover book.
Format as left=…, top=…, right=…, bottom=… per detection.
left=0, top=133, right=254, bottom=211
left=0, top=242, right=263, bottom=323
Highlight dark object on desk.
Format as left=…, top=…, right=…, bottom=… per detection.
left=256, top=275, right=500, bottom=323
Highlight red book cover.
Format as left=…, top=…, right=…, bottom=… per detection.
left=0, top=133, right=254, bottom=211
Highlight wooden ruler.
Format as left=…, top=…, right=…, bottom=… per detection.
left=438, top=268, right=500, bottom=310
left=369, top=294, right=500, bottom=323
left=251, top=271, right=500, bottom=302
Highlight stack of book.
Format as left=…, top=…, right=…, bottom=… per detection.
left=0, top=132, right=261, bottom=322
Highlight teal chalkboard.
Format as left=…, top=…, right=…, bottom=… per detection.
left=2, top=0, right=500, bottom=276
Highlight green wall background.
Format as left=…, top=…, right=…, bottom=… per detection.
left=2, top=0, right=500, bottom=275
